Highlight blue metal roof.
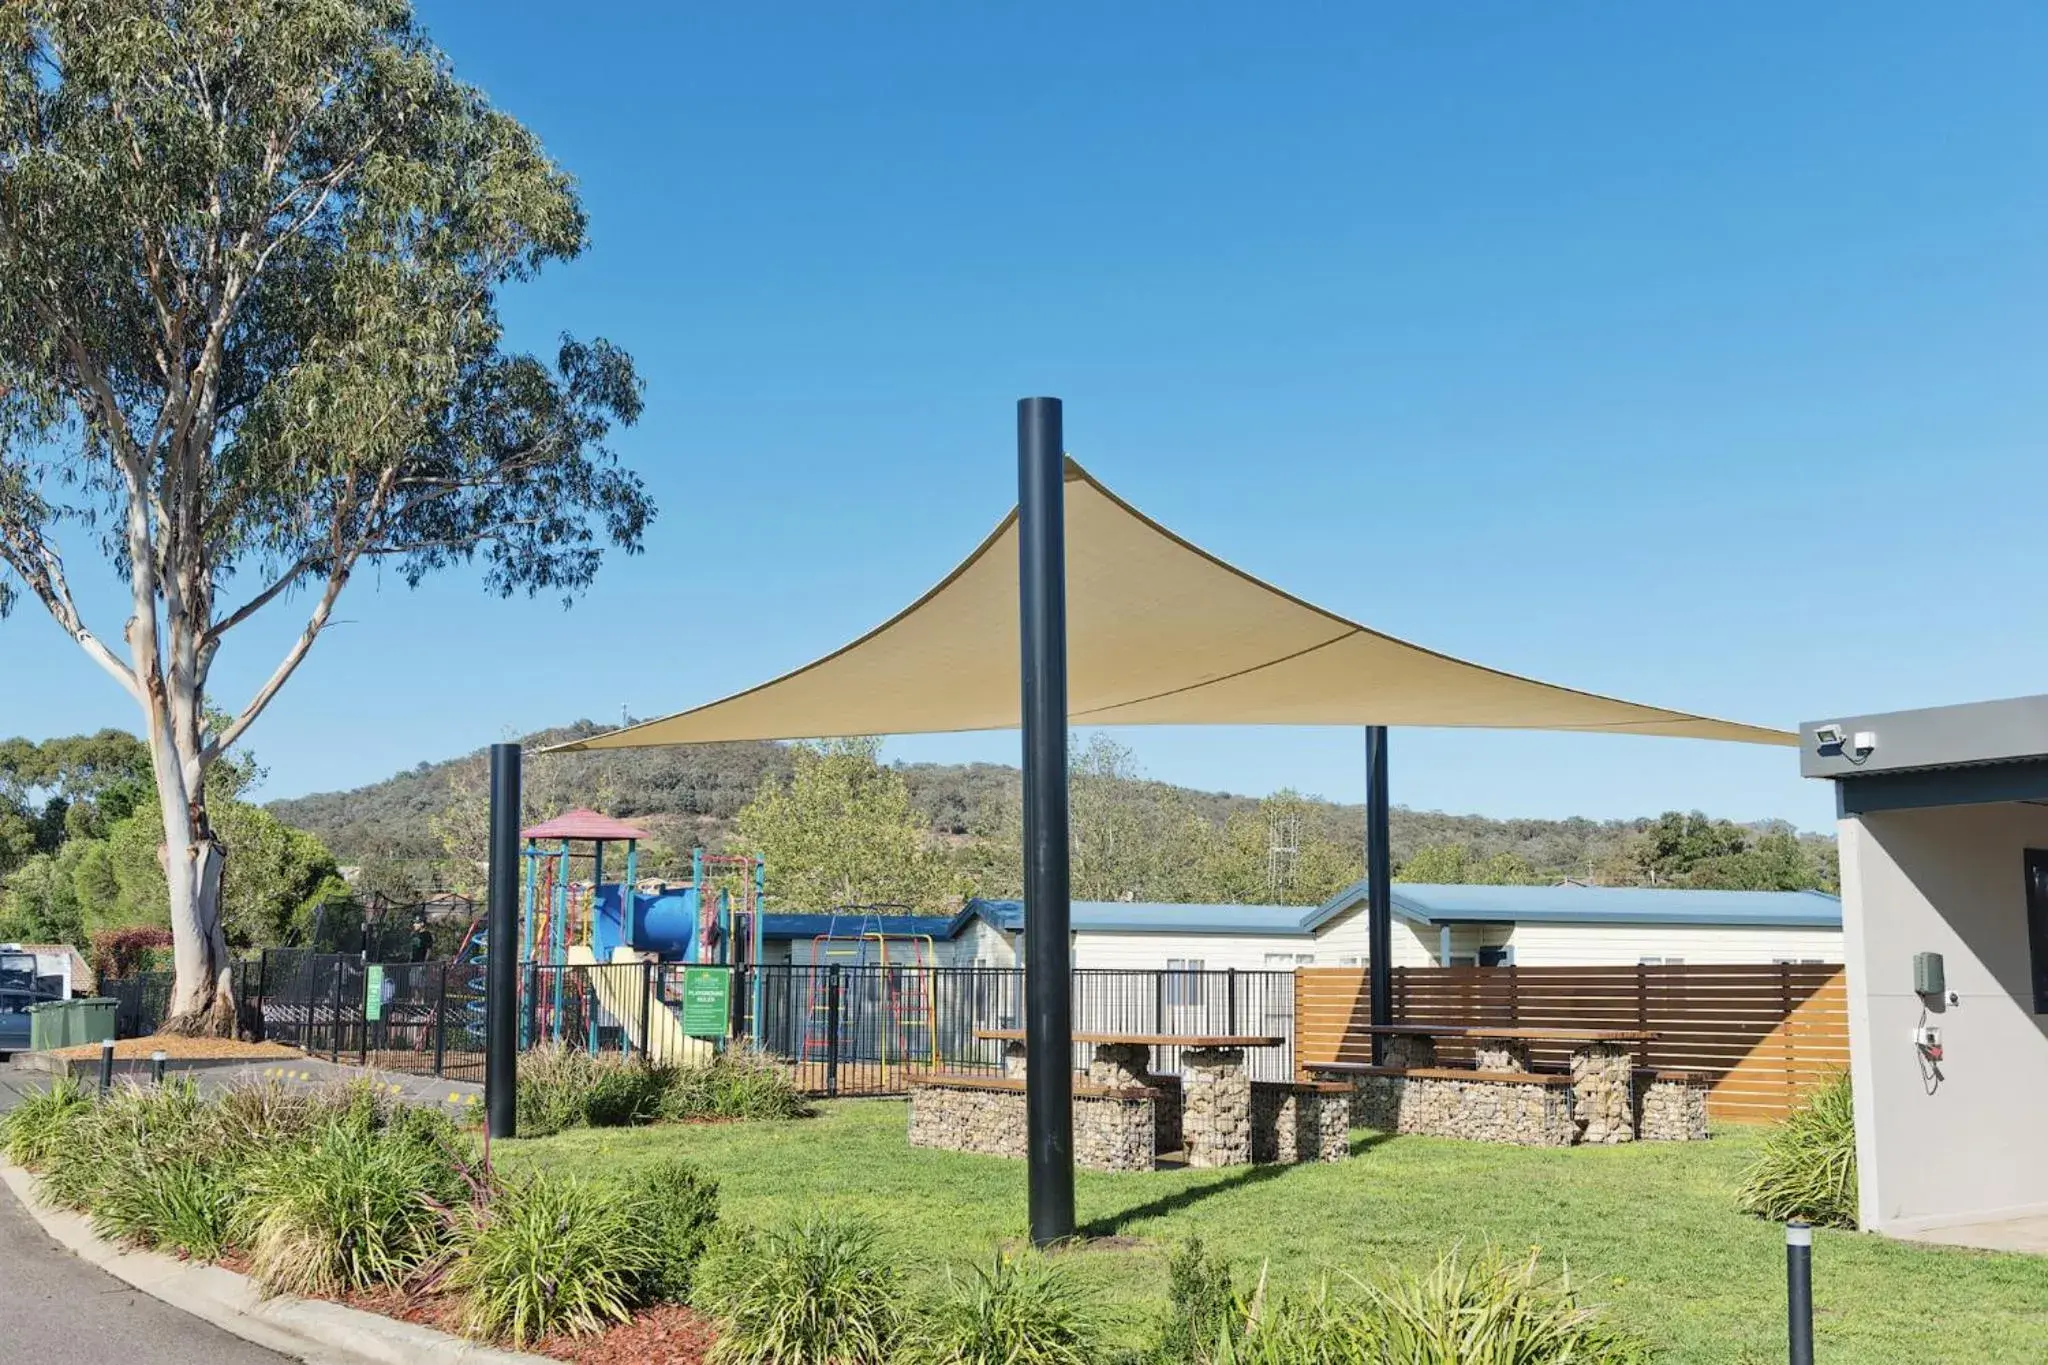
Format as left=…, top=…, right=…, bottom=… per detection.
left=761, top=913, right=958, bottom=941
left=960, top=883, right=1841, bottom=938
left=964, top=899, right=1322, bottom=937
left=1379, top=883, right=1842, bottom=928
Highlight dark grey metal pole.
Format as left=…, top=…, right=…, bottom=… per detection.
left=824, top=964, right=843, bottom=1099
left=485, top=741, right=521, bottom=1140
left=1787, top=1221, right=1814, bottom=1365
left=98, top=1037, right=115, bottom=1095
left=1366, top=725, right=1392, bottom=1065
left=1019, top=395, right=1075, bottom=1246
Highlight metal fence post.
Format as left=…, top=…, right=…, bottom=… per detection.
left=432, top=963, right=448, bottom=1078
left=524, top=962, right=539, bottom=1053
left=1227, top=967, right=1239, bottom=1034
left=640, top=962, right=654, bottom=1062
left=330, top=959, right=343, bottom=1063
left=825, top=964, right=843, bottom=1099
left=1787, top=1222, right=1814, bottom=1365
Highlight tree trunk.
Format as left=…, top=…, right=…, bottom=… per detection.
left=154, top=731, right=236, bottom=1036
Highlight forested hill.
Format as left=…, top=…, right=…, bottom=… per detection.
left=268, top=721, right=1830, bottom=893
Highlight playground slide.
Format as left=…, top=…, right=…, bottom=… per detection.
left=564, top=945, right=712, bottom=1066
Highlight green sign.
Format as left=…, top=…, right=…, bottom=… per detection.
left=364, top=964, right=386, bottom=1023
left=681, top=966, right=732, bottom=1039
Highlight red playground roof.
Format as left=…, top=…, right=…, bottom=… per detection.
left=521, top=808, right=651, bottom=842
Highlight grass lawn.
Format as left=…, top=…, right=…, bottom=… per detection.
left=500, top=1100, right=2048, bottom=1363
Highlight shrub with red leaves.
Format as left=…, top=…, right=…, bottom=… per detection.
left=91, top=926, right=175, bottom=981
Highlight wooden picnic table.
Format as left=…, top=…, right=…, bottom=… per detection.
left=973, top=1029, right=1285, bottom=1047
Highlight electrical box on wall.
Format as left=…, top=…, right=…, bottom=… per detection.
left=1913, top=951, right=1946, bottom=997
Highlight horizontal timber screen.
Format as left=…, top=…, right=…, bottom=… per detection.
left=1293, top=964, right=1848, bottom=1124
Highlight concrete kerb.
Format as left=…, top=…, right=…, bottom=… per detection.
left=0, top=1163, right=545, bottom=1365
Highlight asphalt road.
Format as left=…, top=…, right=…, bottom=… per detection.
left=0, top=1063, right=293, bottom=1363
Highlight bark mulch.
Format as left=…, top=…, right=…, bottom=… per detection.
left=332, top=1282, right=716, bottom=1363
left=49, top=1035, right=301, bottom=1061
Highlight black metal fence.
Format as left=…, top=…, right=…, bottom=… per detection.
left=256, top=951, right=487, bottom=1083
left=105, top=956, right=1296, bottom=1097
left=749, top=965, right=1296, bottom=1097
left=106, top=959, right=264, bottom=1040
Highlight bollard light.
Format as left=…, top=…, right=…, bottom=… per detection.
left=151, top=1049, right=168, bottom=1085
left=1787, top=1220, right=1814, bottom=1365
left=98, top=1037, right=115, bottom=1095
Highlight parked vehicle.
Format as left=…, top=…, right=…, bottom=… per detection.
left=0, top=946, right=72, bottom=1057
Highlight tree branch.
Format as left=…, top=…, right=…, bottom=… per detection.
left=203, top=556, right=347, bottom=763
left=0, top=525, right=143, bottom=703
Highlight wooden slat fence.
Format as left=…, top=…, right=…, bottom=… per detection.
left=1294, top=964, right=1847, bottom=1124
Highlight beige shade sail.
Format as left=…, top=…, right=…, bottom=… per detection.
left=553, top=460, right=1792, bottom=752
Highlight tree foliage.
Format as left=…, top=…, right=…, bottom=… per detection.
left=0, top=731, right=344, bottom=951
left=0, top=1, right=650, bottom=1025
left=732, top=738, right=959, bottom=913
left=1396, top=843, right=1542, bottom=886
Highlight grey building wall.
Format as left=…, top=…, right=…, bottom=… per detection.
left=1840, top=803, right=2048, bottom=1232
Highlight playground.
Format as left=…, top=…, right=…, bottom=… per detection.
left=241, top=808, right=971, bottom=1097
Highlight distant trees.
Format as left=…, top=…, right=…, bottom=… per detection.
left=1600, top=812, right=1837, bottom=892
left=1196, top=789, right=1360, bottom=905
left=266, top=729, right=1843, bottom=909
left=733, top=739, right=959, bottom=913
left=0, top=731, right=346, bottom=950
left=962, top=739, right=1361, bottom=906
left=1396, top=843, right=1541, bottom=886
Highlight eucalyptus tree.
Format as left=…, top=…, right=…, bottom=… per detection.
left=0, top=1, right=653, bottom=1030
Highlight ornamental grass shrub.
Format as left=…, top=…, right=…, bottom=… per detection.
left=1162, top=1244, right=1649, bottom=1365
left=1350, top=1247, right=1650, bottom=1365
left=518, top=1042, right=809, bottom=1136
left=92, top=1154, right=242, bottom=1259
left=911, top=1250, right=1106, bottom=1365
left=231, top=1110, right=472, bottom=1296
left=1736, top=1070, right=1858, bottom=1228
left=698, top=1212, right=906, bottom=1365
left=0, top=1073, right=92, bottom=1169
left=516, top=1044, right=670, bottom=1136
left=662, top=1045, right=810, bottom=1122
left=449, top=1168, right=657, bottom=1345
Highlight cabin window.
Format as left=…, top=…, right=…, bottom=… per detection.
left=2025, top=849, right=2048, bottom=1013
left=1263, top=952, right=1315, bottom=968
left=1165, top=958, right=1206, bottom=1006
left=1639, top=956, right=1685, bottom=966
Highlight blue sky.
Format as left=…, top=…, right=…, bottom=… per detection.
left=6, top=3, right=2046, bottom=830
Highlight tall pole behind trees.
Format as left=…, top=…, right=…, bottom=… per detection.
left=1018, top=396, right=1075, bottom=1246
left=1366, top=726, right=1392, bottom=1063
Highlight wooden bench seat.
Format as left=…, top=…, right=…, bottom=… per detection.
left=1256, top=1079, right=1353, bottom=1094
left=1307, top=1063, right=1573, bottom=1086
left=913, top=1071, right=1158, bottom=1100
